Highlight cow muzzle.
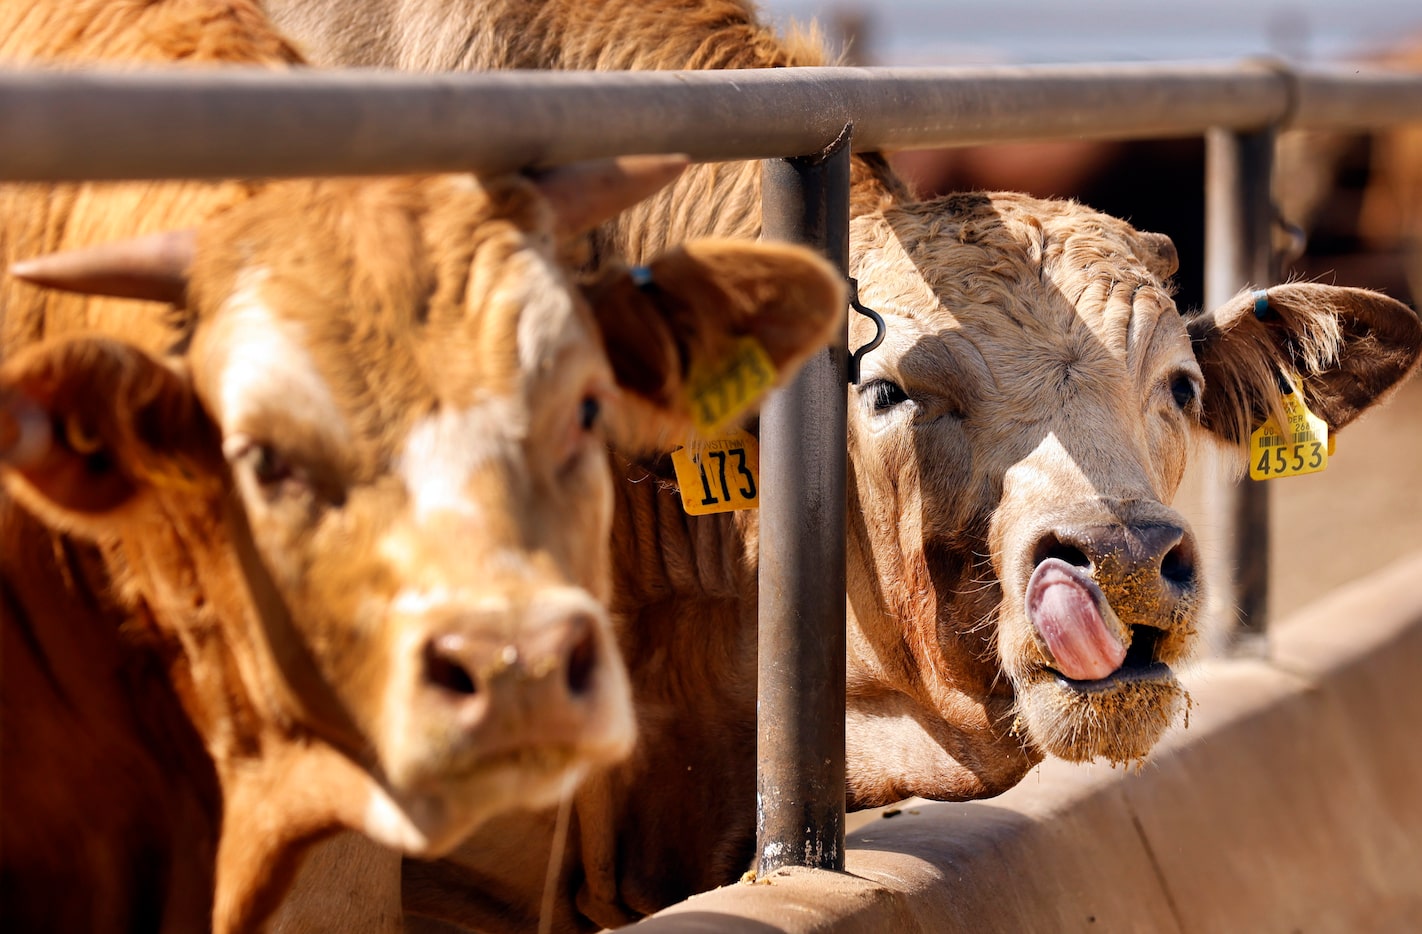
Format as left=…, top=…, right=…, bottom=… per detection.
left=378, top=586, right=634, bottom=851
left=419, top=602, right=610, bottom=736
left=1009, top=510, right=1199, bottom=764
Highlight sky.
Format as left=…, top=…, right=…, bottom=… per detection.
left=758, top=0, right=1422, bottom=65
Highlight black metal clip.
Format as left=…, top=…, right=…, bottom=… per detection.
left=847, top=277, right=886, bottom=385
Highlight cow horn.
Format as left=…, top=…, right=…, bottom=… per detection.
left=9, top=229, right=195, bottom=306
left=531, top=154, right=690, bottom=236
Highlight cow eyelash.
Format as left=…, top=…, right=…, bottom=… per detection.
left=863, top=379, right=911, bottom=412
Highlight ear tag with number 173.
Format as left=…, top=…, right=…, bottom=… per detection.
left=670, top=429, right=759, bottom=515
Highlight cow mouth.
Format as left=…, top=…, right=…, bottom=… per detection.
left=1050, top=625, right=1172, bottom=695
left=429, top=740, right=586, bottom=788
left=1026, top=556, right=1180, bottom=695
left=1016, top=621, right=1185, bottom=764
left=1017, top=559, right=1188, bottom=762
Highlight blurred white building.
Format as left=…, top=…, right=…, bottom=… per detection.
left=759, top=0, right=1422, bottom=65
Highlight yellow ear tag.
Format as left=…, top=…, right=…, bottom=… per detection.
left=685, top=337, right=776, bottom=434
left=1248, top=374, right=1330, bottom=480
left=670, top=428, right=759, bottom=515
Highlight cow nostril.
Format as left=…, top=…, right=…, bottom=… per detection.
left=565, top=626, right=598, bottom=697
left=422, top=638, right=478, bottom=696
left=1034, top=531, right=1092, bottom=571
left=1160, top=542, right=1195, bottom=587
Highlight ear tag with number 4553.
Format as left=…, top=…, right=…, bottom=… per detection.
left=670, top=429, right=759, bottom=515
left=1248, top=373, right=1333, bottom=481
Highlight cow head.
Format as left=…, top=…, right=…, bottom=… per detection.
left=842, top=191, right=1421, bottom=806
left=1, top=161, right=843, bottom=907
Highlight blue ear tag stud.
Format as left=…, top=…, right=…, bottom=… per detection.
left=630, top=265, right=655, bottom=290
left=1252, top=289, right=1271, bottom=320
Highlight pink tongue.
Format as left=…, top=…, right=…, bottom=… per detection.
left=1026, top=559, right=1126, bottom=681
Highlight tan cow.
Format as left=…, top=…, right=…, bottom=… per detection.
left=260, top=0, right=1422, bottom=928
left=0, top=2, right=845, bottom=931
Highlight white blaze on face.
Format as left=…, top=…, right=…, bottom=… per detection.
left=508, top=250, right=591, bottom=375
left=1002, top=432, right=1094, bottom=509
left=211, top=268, right=349, bottom=437
left=397, top=399, right=525, bottom=527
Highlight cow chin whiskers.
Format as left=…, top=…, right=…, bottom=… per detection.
left=1014, top=672, right=1185, bottom=765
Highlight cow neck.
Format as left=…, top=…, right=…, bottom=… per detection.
left=609, top=454, right=753, bottom=606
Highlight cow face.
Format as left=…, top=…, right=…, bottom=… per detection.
left=0, top=170, right=844, bottom=858
left=842, top=191, right=1421, bottom=806
left=183, top=175, right=641, bottom=853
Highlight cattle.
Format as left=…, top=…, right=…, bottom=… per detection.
left=0, top=2, right=846, bottom=931
left=257, top=0, right=1422, bottom=929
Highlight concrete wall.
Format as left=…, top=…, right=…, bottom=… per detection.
left=630, top=550, right=1422, bottom=933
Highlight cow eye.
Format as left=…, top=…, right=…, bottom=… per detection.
left=579, top=396, right=601, bottom=432
left=1169, top=374, right=1199, bottom=410
left=865, top=379, right=910, bottom=412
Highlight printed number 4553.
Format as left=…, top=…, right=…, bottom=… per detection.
left=1256, top=441, right=1324, bottom=475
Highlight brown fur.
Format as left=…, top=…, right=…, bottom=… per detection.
left=0, top=500, right=220, bottom=933
left=1, top=2, right=844, bottom=931
left=263, top=1, right=1422, bottom=929
left=0, top=0, right=293, bottom=356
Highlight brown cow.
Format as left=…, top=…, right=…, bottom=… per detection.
left=1, top=193, right=842, bottom=932
left=260, top=0, right=1422, bottom=929
left=0, top=2, right=846, bottom=932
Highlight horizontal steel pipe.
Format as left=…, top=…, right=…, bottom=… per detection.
left=0, top=61, right=1416, bottom=182
left=1291, top=66, right=1422, bottom=130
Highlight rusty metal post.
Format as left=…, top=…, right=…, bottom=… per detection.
left=1204, top=127, right=1277, bottom=646
left=756, top=125, right=851, bottom=874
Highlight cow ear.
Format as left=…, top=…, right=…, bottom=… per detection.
left=1187, top=284, right=1422, bottom=445
left=585, top=239, right=845, bottom=452
left=0, top=337, right=219, bottom=534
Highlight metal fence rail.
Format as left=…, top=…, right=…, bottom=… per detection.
left=1, top=62, right=1421, bottom=180
left=4, top=56, right=1420, bottom=878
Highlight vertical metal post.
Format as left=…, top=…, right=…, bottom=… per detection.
left=1204, top=127, right=1277, bottom=646
left=756, top=125, right=851, bottom=874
